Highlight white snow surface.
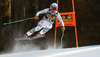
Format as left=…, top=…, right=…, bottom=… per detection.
left=0, top=45, right=100, bottom=57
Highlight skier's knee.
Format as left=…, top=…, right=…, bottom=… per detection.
left=40, top=28, right=50, bottom=35
left=35, top=26, right=42, bottom=31
left=47, top=24, right=52, bottom=29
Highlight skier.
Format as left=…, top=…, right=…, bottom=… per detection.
left=23, top=3, right=65, bottom=38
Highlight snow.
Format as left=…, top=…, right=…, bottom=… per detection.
left=0, top=45, right=100, bottom=57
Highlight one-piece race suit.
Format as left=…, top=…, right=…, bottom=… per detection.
left=26, top=8, right=64, bottom=36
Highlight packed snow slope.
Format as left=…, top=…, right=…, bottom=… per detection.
left=0, top=45, right=100, bottom=57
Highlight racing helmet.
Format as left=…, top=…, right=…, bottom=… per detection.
left=50, top=3, right=58, bottom=10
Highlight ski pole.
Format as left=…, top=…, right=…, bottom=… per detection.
left=4, top=17, right=38, bottom=25
left=61, top=31, right=64, bottom=49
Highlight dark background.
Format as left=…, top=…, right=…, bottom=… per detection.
left=0, top=0, right=100, bottom=53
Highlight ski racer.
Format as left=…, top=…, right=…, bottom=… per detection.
left=23, top=3, right=65, bottom=38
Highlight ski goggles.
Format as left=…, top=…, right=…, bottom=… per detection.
left=51, top=7, right=57, bottom=10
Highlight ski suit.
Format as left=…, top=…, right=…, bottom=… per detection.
left=26, top=8, right=64, bottom=36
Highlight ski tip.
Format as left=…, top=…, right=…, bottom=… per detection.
left=15, top=39, right=19, bottom=41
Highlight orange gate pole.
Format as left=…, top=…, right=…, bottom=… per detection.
left=72, top=0, right=78, bottom=47
left=54, top=0, right=59, bottom=48
left=54, top=20, right=58, bottom=48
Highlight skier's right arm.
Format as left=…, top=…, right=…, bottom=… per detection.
left=36, top=8, right=49, bottom=16
left=34, top=8, right=49, bottom=19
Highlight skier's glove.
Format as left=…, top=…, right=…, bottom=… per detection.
left=22, top=34, right=29, bottom=38
left=62, top=26, right=65, bottom=31
left=34, top=16, right=38, bottom=19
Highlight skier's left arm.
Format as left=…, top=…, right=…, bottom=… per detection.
left=57, top=13, right=65, bottom=31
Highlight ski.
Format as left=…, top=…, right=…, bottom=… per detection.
left=15, top=35, right=45, bottom=41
